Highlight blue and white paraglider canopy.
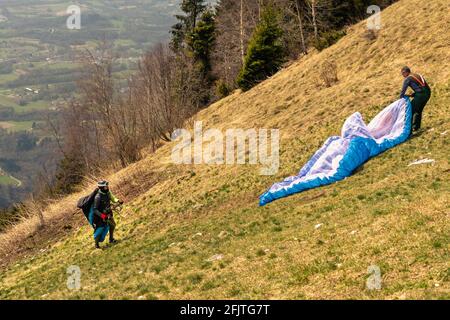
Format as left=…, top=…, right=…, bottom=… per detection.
left=260, top=98, right=412, bottom=206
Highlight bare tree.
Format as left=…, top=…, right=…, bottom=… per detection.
left=74, top=47, right=142, bottom=168
left=240, top=0, right=245, bottom=65
left=294, top=0, right=307, bottom=54
left=309, top=0, right=319, bottom=41
left=213, top=0, right=259, bottom=90
left=135, top=44, right=180, bottom=143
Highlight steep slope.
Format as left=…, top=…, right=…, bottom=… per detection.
left=0, top=0, right=449, bottom=299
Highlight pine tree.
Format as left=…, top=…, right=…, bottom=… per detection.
left=187, top=10, right=216, bottom=76
left=170, top=0, right=206, bottom=52
left=170, top=22, right=185, bottom=52
left=181, top=0, right=206, bottom=30
left=53, top=151, right=85, bottom=194
left=237, top=4, right=285, bottom=91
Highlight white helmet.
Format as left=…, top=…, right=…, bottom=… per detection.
left=97, top=180, right=109, bottom=188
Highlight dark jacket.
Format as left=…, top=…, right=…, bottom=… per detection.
left=91, top=190, right=120, bottom=227
left=93, top=191, right=112, bottom=218
left=400, top=73, right=430, bottom=98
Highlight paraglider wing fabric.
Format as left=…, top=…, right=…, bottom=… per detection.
left=259, top=98, right=412, bottom=206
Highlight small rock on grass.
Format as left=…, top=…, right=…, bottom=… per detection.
left=218, top=231, right=229, bottom=239
left=192, top=233, right=203, bottom=239
left=208, top=254, right=224, bottom=262
left=408, top=158, right=435, bottom=166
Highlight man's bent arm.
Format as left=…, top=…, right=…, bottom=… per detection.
left=400, top=77, right=410, bottom=98
left=109, top=191, right=120, bottom=204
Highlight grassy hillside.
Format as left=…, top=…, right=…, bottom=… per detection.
left=0, top=0, right=449, bottom=299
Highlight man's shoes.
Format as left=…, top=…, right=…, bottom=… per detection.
left=411, top=128, right=424, bottom=137
left=110, top=239, right=118, bottom=244
left=95, top=243, right=101, bottom=249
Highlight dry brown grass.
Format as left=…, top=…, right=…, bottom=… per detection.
left=319, top=60, right=339, bottom=87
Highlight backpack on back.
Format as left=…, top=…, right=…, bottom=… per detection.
left=410, top=74, right=427, bottom=88
left=77, top=188, right=98, bottom=221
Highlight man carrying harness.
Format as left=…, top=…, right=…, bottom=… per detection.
left=89, top=180, right=124, bottom=249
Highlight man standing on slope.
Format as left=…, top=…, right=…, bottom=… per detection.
left=400, top=66, right=432, bottom=134
left=89, top=181, right=124, bottom=249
